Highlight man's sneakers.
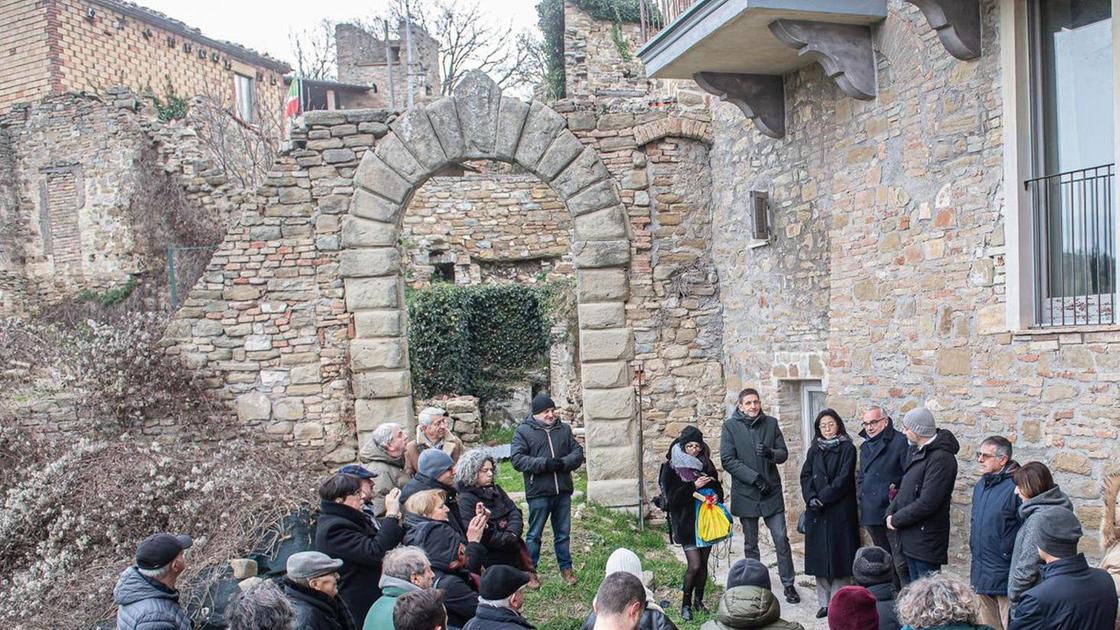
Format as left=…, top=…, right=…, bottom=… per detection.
left=561, top=568, right=578, bottom=586
left=784, top=584, right=800, bottom=604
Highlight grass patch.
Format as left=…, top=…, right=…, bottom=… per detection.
left=480, top=423, right=516, bottom=445
left=495, top=460, right=718, bottom=629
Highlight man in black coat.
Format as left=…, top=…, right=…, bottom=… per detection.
left=314, top=472, right=405, bottom=624
left=720, top=387, right=799, bottom=604
left=857, top=405, right=911, bottom=588
left=1009, top=507, right=1117, bottom=630
left=511, top=394, right=584, bottom=587
left=462, top=566, right=535, bottom=630
left=885, top=407, right=959, bottom=581
left=283, top=551, right=357, bottom=630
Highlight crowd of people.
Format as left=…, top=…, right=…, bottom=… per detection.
left=111, top=388, right=1120, bottom=630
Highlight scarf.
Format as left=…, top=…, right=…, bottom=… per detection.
left=817, top=434, right=847, bottom=450
left=670, top=443, right=704, bottom=482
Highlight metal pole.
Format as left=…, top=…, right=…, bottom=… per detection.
left=383, top=20, right=397, bottom=110
left=634, top=361, right=645, bottom=531
left=167, top=245, right=178, bottom=310
left=404, top=0, right=416, bottom=108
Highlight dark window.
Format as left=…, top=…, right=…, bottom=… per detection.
left=433, top=262, right=455, bottom=283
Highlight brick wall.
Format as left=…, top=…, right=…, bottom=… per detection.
left=0, top=0, right=52, bottom=110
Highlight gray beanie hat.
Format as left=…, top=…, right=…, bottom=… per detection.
left=418, top=448, right=454, bottom=479
left=726, top=558, right=771, bottom=590
left=1037, top=507, right=1083, bottom=558
left=902, top=407, right=936, bottom=437
left=852, top=546, right=893, bottom=586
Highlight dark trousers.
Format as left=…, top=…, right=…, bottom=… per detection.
left=740, top=513, right=796, bottom=587
left=907, top=557, right=941, bottom=581
left=525, top=494, right=572, bottom=570
left=865, top=524, right=911, bottom=588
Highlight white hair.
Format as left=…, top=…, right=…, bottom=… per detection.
left=417, top=407, right=446, bottom=427
left=477, top=596, right=514, bottom=608
left=138, top=563, right=173, bottom=579
left=382, top=546, right=430, bottom=580
left=371, top=422, right=403, bottom=449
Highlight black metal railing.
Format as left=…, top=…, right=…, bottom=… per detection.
left=1025, top=163, right=1116, bottom=327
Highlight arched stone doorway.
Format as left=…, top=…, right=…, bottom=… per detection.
left=342, top=72, right=637, bottom=507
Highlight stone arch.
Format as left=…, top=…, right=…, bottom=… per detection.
left=633, top=117, right=713, bottom=148
left=342, top=71, right=637, bottom=507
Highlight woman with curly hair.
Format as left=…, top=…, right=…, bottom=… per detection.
left=454, top=449, right=540, bottom=588
left=896, top=573, right=994, bottom=630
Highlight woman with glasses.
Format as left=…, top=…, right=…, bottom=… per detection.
left=801, top=408, right=860, bottom=619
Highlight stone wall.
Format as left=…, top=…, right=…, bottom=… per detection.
left=708, top=0, right=1120, bottom=559
left=563, top=3, right=650, bottom=98
left=335, top=22, right=440, bottom=108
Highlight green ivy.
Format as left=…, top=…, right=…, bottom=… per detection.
left=611, top=22, right=633, bottom=61
left=406, top=283, right=557, bottom=404
left=75, top=276, right=139, bottom=308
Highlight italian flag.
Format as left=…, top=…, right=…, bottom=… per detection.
left=285, top=76, right=301, bottom=118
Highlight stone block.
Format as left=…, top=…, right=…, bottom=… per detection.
left=426, top=97, right=465, bottom=161
left=322, top=148, right=356, bottom=164
left=552, top=148, right=610, bottom=199
left=273, top=398, right=305, bottom=421
left=535, top=131, right=584, bottom=181
left=567, top=179, right=620, bottom=216
left=494, top=96, right=530, bottom=161
left=345, top=277, right=400, bottom=310
left=376, top=133, right=426, bottom=184
left=578, top=302, right=626, bottom=329
left=586, top=444, right=638, bottom=479
left=514, top=101, right=566, bottom=168
left=353, top=153, right=411, bottom=204
left=389, top=109, right=447, bottom=171
left=350, top=188, right=400, bottom=223
left=193, top=319, right=224, bottom=337
left=236, top=391, right=270, bottom=422
left=342, top=216, right=397, bottom=248
left=289, top=364, right=321, bottom=385
left=354, top=310, right=403, bottom=338
left=1042, top=382, right=1078, bottom=402
left=976, top=304, right=1005, bottom=335
left=580, top=328, right=634, bottom=362
left=339, top=248, right=400, bottom=278
left=454, top=71, right=501, bottom=157
left=355, top=396, right=414, bottom=433
left=278, top=187, right=312, bottom=204
left=1053, top=451, right=1092, bottom=475
left=582, top=361, right=630, bottom=388
left=351, top=339, right=406, bottom=371
left=572, top=240, right=629, bottom=268
left=230, top=559, right=258, bottom=580
left=244, top=335, right=272, bottom=351
left=577, top=269, right=629, bottom=302
left=586, top=478, right=640, bottom=508
left=573, top=205, right=629, bottom=240
left=294, top=422, right=324, bottom=440
left=223, top=285, right=261, bottom=302
left=584, top=387, right=635, bottom=420
left=353, top=370, right=412, bottom=398
left=936, top=348, right=971, bottom=376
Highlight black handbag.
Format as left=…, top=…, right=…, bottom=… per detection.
left=797, top=511, right=807, bottom=535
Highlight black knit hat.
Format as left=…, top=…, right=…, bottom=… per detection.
left=479, top=565, right=531, bottom=599
left=852, top=546, right=893, bottom=586
left=532, top=394, right=556, bottom=415
left=726, top=558, right=771, bottom=590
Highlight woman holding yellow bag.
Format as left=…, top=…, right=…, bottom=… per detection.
left=664, top=425, right=724, bottom=621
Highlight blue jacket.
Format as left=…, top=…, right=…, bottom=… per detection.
left=1009, top=554, right=1118, bottom=630
left=857, top=421, right=909, bottom=526
left=113, top=567, right=192, bottom=630
left=969, top=463, right=1021, bottom=594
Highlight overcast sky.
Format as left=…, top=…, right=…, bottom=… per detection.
left=134, top=0, right=542, bottom=68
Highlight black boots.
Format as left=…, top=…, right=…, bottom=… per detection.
left=680, top=603, right=693, bottom=621
left=693, top=591, right=709, bottom=614
left=784, top=584, right=801, bottom=604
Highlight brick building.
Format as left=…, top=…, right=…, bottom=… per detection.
left=335, top=20, right=440, bottom=109
left=0, top=0, right=290, bottom=116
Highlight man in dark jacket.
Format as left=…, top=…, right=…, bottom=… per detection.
left=511, top=394, right=584, bottom=587
left=402, top=449, right=469, bottom=541
left=315, top=472, right=405, bottom=624
left=463, top=566, right=535, bottom=630
left=885, top=407, right=959, bottom=581
left=720, top=387, right=799, bottom=604
left=1009, top=507, right=1117, bottom=630
left=114, top=532, right=194, bottom=630
left=284, top=551, right=357, bottom=630
left=852, top=546, right=901, bottom=630
left=857, top=405, right=911, bottom=588
left=970, top=436, right=1021, bottom=630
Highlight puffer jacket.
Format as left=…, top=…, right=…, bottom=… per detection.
left=887, top=429, right=960, bottom=565
left=113, top=566, right=192, bottom=630
left=511, top=414, right=584, bottom=500
left=969, top=462, right=1021, bottom=595
left=699, top=586, right=805, bottom=630
left=357, top=439, right=411, bottom=517
left=1008, top=485, right=1073, bottom=603
left=720, top=410, right=790, bottom=519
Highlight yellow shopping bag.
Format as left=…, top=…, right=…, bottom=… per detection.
left=693, top=489, right=732, bottom=547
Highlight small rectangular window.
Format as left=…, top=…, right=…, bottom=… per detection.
left=234, top=74, right=254, bottom=123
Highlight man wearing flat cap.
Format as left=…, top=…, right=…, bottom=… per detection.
left=284, top=551, right=358, bottom=630
left=114, top=532, right=193, bottom=629
left=1009, top=507, right=1117, bottom=630
left=512, top=394, right=584, bottom=586
left=462, top=565, right=535, bottom=629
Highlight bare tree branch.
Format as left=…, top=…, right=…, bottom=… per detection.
left=289, top=18, right=337, bottom=80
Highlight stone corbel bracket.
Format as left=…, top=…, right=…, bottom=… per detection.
left=769, top=19, right=876, bottom=101
left=693, top=72, right=785, bottom=139
left=905, top=0, right=981, bottom=60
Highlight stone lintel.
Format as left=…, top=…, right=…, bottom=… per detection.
left=693, top=72, right=785, bottom=139
left=905, top=0, right=981, bottom=61
left=769, top=20, right=876, bottom=100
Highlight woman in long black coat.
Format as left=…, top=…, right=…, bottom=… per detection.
left=800, top=408, right=860, bottom=619
left=663, top=425, right=724, bottom=622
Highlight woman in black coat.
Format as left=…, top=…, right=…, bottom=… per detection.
left=800, top=408, right=859, bottom=619
left=663, top=425, right=724, bottom=621
left=455, top=449, right=538, bottom=588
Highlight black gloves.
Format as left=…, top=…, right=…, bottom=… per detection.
left=490, top=531, right=519, bottom=549
left=808, top=497, right=824, bottom=511
left=545, top=458, right=565, bottom=472
left=753, top=478, right=772, bottom=496
left=755, top=443, right=774, bottom=459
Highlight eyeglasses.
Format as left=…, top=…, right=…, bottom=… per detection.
left=977, top=452, right=999, bottom=461
left=861, top=417, right=887, bottom=428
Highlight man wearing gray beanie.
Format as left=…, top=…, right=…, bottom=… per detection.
left=885, top=406, right=959, bottom=581
left=1009, top=507, right=1117, bottom=630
